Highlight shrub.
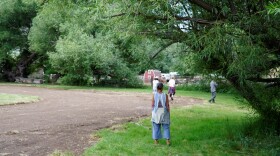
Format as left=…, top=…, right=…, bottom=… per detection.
left=177, top=79, right=237, bottom=94
left=98, top=77, right=144, bottom=88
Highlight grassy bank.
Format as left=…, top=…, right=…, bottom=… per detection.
left=0, top=83, right=152, bottom=93
left=82, top=91, right=280, bottom=156
left=0, top=93, right=39, bottom=106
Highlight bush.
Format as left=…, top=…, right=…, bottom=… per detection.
left=98, top=78, right=144, bottom=88
left=177, top=79, right=237, bottom=94
left=58, top=74, right=93, bottom=86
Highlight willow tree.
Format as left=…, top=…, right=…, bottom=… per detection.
left=267, top=1, right=280, bottom=14
left=100, top=0, right=280, bottom=126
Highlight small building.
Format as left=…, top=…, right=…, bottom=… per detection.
left=143, top=69, right=161, bottom=83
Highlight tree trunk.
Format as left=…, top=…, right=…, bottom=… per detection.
left=2, top=52, right=37, bottom=82
left=50, top=73, right=61, bottom=84
left=16, top=52, right=37, bottom=78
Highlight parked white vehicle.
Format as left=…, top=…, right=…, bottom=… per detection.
left=170, top=72, right=179, bottom=78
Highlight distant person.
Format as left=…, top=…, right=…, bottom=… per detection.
left=168, top=77, right=176, bottom=100
left=159, top=76, right=165, bottom=83
left=152, top=76, right=159, bottom=93
left=209, top=80, right=218, bottom=103
left=151, top=82, right=171, bottom=145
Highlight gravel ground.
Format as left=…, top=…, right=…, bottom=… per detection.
left=0, top=85, right=203, bottom=156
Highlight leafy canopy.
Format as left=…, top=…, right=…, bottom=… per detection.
left=97, top=0, right=280, bottom=126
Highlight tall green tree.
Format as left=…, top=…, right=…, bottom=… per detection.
left=29, top=0, right=155, bottom=86
left=0, top=0, right=38, bottom=81
left=99, top=0, right=280, bottom=126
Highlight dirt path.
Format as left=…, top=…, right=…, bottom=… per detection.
left=0, top=85, right=203, bottom=156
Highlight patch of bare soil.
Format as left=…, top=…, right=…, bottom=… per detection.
left=0, top=85, right=203, bottom=156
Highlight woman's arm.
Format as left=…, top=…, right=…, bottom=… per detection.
left=152, top=94, right=155, bottom=108
left=166, top=94, right=170, bottom=112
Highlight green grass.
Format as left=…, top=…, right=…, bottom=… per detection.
left=0, top=83, right=153, bottom=93
left=1, top=83, right=279, bottom=155
left=82, top=90, right=280, bottom=156
left=0, top=93, right=39, bottom=106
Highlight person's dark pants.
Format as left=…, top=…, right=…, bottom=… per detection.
left=168, top=87, right=175, bottom=100
left=209, top=91, right=216, bottom=103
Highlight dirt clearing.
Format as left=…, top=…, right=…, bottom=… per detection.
left=0, top=85, right=203, bottom=156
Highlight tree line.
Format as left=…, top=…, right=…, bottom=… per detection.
left=0, top=0, right=279, bottom=128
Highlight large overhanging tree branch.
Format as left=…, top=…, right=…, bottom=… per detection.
left=189, top=0, right=214, bottom=13
left=266, top=82, right=280, bottom=88
left=139, top=24, right=188, bottom=41
left=188, top=0, right=226, bottom=19
left=108, top=12, right=215, bottom=25
left=104, top=0, right=280, bottom=129
left=246, top=76, right=280, bottom=88
left=226, top=74, right=275, bottom=118
left=150, top=41, right=175, bottom=61
left=247, top=77, right=280, bottom=83
left=18, top=52, right=37, bottom=67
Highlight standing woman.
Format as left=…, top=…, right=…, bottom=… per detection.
left=151, top=82, right=171, bottom=145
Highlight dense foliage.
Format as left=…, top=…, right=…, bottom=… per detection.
left=0, top=0, right=37, bottom=81
left=28, top=0, right=179, bottom=86
left=0, top=0, right=279, bottom=127
left=97, top=0, right=280, bottom=127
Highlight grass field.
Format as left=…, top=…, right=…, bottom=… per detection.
left=0, top=93, right=39, bottom=106
left=82, top=90, right=280, bottom=156
left=1, top=83, right=279, bottom=155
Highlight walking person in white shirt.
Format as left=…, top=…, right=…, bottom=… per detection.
left=152, top=76, right=159, bottom=94
left=168, top=77, right=176, bottom=100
